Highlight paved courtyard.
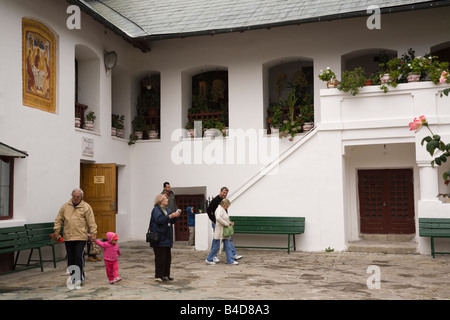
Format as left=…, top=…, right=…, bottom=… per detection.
left=0, top=241, right=449, bottom=302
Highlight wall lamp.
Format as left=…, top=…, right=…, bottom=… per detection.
left=104, top=51, right=117, bottom=73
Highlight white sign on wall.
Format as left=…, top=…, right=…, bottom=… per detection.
left=82, top=137, right=94, bottom=157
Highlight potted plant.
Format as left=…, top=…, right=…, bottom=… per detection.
left=429, top=61, right=450, bottom=84
left=279, top=115, right=303, bottom=141
left=379, top=58, right=402, bottom=93
left=111, top=115, right=118, bottom=136
left=75, top=112, right=81, bottom=128
left=202, top=118, right=226, bottom=137
left=365, top=72, right=379, bottom=86
left=215, top=119, right=227, bottom=137
left=131, top=115, right=147, bottom=140
left=300, top=104, right=314, bottom=131
left=148, top=124, right=159, bottom=139
left=85, top=111, right=96, bottom=130
left=267, top=103, right=283, bottom=134
left=116, top=115, right=125, bottom=138
left=337, top=67, right=366, bottom=96
left=278, top=89, right=302, bottom=141
left=406, top=56, right=434, bottom=82
left=185, top=122, right=196, bottom=138
left=318, top=67, right=337, bottom=88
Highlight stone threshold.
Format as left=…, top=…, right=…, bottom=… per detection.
left=347, top=234, right=418, bottom=254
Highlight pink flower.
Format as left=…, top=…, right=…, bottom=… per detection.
left=409, top=115, right=427, bottom=132
left=439, top=71, right=449, bottom=84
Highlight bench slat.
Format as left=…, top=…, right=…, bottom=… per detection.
left=420, top=230, right=450, bottom=236
left=233, top=221, right=304, bottom=226
left=419, top=224, right=450, bottom=229
left=235, top=226, right=303, bottom=233
left=231, top=217, right=305, bottom=221
left=419, top=218, right=450, bottom=224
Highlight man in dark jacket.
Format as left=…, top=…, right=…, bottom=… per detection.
left=207, top=187, right=229, bottom=223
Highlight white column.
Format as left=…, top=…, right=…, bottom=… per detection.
left=418, top=161, right=439, bottom=201
left=195, top=213, right=212, bottom=251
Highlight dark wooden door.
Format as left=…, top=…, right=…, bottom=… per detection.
left=358, top=169, right=415, bottom=234
left=174, top=194, right=205, bottom=241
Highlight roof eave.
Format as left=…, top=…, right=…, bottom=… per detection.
left=66, top=0, right=152, bottom=52
left=141, top=0, right=450, bottom=41
left=0, top=142, right=28, bottom=158
left=67, top=0, right=450, bottom=51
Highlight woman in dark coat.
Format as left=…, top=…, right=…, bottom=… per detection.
left=149, top=194, right=180, bottom=282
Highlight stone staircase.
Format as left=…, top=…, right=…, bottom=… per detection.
left=347, top=234, right=418, bottom=254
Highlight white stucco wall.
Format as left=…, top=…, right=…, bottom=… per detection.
left=2, top=0, right=450, bottom=254
left=0, top=0, right=134, bottom=236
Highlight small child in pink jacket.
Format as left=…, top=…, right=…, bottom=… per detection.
left=96, top=232, right=122, bottom=284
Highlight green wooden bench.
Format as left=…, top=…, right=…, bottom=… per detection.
left=230, top=216, right=305, bottom=254
left=419, top=218, right=450, bottom=258
left=25, top=222, right=65, bottom=268
left=0, top=226, right=44, bottom=275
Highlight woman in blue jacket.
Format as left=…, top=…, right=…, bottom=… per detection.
left=149, top=194, right=180, bottom=282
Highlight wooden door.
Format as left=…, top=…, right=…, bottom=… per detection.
left=81, top=163, right=117, bottom=239
left=174, top=194, right=205, bottom=241
left=358, top=169, right=415, bottom=234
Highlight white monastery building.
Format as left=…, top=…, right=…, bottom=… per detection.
left=1, top=0, right=450, bottom=256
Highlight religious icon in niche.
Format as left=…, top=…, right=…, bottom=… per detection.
left=22, top=18, right=56, bottom=113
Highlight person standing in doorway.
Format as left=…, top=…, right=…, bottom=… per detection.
left=161, top=182, right=177, bottom=213
left=206, top=187, right=242, bottom=263
left=187, top=206, right=199, bottom=246
left=53, top=188, right=97, bottom=286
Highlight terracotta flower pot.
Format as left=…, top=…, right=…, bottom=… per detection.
left=326, top=79, right=337, bottom=88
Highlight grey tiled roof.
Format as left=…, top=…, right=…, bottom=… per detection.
left=73, top=0, right=436, bottom=39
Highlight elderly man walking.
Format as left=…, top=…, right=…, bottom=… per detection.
left=53, top=188, right=97, bottom=285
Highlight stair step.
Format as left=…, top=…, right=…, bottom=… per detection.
left=348, top=234, right=417, bottom=254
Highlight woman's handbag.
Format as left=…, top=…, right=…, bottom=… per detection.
left=222, top=225, right=234, bottom=238
left=146, top=219, right=161, bottom=243
left=146, top=231, right=161, bottom=243
left=146, top=211, right=161, bottom=243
